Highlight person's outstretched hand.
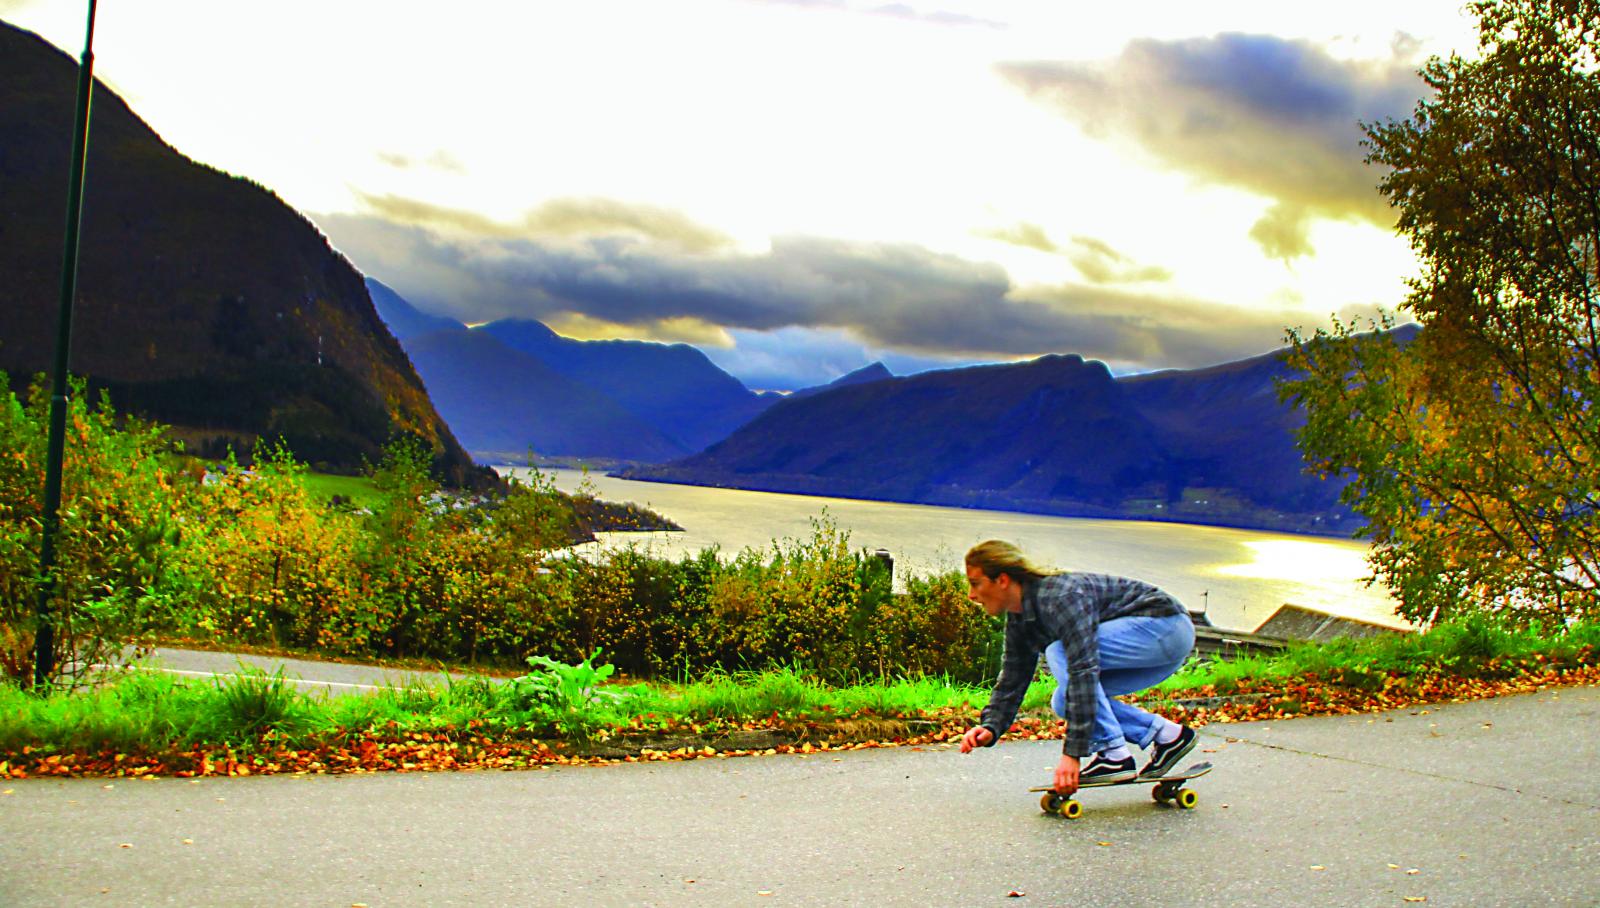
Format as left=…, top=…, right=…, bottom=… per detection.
left=959, top=726, right=994, bottom=753
left=1053, top=754, right=1081, bottom=795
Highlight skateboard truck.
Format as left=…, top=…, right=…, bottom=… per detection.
left=1030, top=761, right=1213, bottom=819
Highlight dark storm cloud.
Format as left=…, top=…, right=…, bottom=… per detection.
left=320, top=199, right=1308, bottom=372
left=997, top=33, right=1424, bottom=258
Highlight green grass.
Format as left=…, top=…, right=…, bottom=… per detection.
left=4, top=617, right=1596, bottom=759
left=298, top=471, right=380, bottom=506
left=1153, top=613, right=1600, bottom=696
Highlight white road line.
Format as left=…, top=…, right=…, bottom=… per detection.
left=108, top=664, right=392, bottom=692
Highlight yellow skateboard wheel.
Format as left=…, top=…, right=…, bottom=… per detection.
left=1059, top=799, right=1083, bottom=819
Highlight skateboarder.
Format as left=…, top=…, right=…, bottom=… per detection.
left=957, top=540, right=1198, bottom=795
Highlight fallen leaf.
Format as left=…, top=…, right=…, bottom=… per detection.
left=182, top=839, right=194, bottom=845
left=1310, top=865, right=1325, bottom=871
left=1388, top=864, right=1401, bottom=870
left=119, top=843, right=132, bottom=849
left=1007, top=891, right=1026, bottom=898
left=1097, top=841, right=1113, bottom=847
left=1407, top=869, right=1420, bottom=875
left=1404, top=898, right=1427, bottom=903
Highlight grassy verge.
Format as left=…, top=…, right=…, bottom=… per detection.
left=3, top=618, right=1597, bottom=780
left=297, top=471, right=381, bottom=507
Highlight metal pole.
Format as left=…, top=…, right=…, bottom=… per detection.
left=34, top=0, right=100, bottom=689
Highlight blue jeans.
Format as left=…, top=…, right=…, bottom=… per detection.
left=1045, top=613, right=1194, bottom=753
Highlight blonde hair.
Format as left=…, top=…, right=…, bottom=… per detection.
left=964, top=540, right=1059, bottom=584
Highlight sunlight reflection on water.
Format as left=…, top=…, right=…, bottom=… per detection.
left=506, top=468, right=1405, bottom=633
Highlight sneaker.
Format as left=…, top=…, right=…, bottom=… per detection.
left=1080, top=753, right=1138, bottom=784
left=1140, top=725, right=1197, bottom=779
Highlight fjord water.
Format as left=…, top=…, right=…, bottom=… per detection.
left=514, top=468, right=1403, bottom=633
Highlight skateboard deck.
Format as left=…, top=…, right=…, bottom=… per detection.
left=1030, top=761, right=1213, bottom=818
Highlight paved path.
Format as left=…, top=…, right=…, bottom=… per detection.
left=4, top=683, right=1597, bottom=906
left=120, top=647, right=486, bottom=696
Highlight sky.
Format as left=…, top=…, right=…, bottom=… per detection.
left=5, top=0, right=1481, bottom=391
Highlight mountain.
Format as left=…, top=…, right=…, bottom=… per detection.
left=403, top=329, right=685, bottom=463
left=0, top=22, right=479, bottom=482
left=366, top=278, right=465, bottom=341
left=788, top=361, right=894, bottom=400
left=481, top=320, right=774, bottom=453
left=360, top=281, right=782, bottom=462
left=625, top=343, right=1378, bottom=535
left=628, top=354, right=1181, bottom=511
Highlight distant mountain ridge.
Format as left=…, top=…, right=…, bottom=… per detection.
left=366, top=279, right=782, bottom=462
left=0, top=22, right=478, bottom=482
left=622, top=335, right=1414, bottom=535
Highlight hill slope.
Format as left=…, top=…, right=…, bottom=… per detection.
left=404, top=329, right=687, bottom=463
left=0, top=22, right=476, bottom=481
left=481, top=320, right=774, bottom=453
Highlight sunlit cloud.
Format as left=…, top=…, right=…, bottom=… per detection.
left=543, top=312, right=735, bottom=348
left=979, top=224, right=1172, bottom=285
left=997, top=33, right=1423, bottom=260
left=376, top=150, right=466, bottom=173
left=1064, top=236, right=1173, bottom=285
left=746, top=0, right=1006, bottom=29
left=978, top=221, right=1058, bottom=254
left=353, top=192, right=735, bottom=253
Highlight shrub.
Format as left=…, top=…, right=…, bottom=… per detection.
left=0, top=374, right=182, bottom=688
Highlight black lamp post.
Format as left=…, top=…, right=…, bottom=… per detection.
left=34, top=0, right=100, bottom=689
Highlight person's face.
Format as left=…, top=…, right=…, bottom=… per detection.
left=966, top=565, right=1020, bottom=616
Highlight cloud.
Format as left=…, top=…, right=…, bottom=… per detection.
left=978, top=222, right=1058, bottom=254
left=1015, top=282, right=1308, bottom=370
left=997, top=33, right=1423, bottom=259
left=376, top=150, right=467, bottom=173
left=745, top=0, right=1006, bottom=28
left=980, top=224, right=1172, bottom=284
left=1064, top=236, right=1173, bottom=285
left=354, top=192, right=733, bottom=254
left=321, top=199, right=1309, bottom=378
left=543, top=312, right=734, bottom=348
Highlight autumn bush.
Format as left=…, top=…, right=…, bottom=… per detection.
left=0, top=375, right=183, bottom=688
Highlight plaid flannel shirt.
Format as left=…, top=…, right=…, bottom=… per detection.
left=978, top=572, right=1185, bottom=757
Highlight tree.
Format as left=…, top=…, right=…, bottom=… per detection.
left=1282, top=0, right=1600, bottom=625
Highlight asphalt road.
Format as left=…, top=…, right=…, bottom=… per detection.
left=118, top=647, right=481, bottom=696
left=4, top=681, right=1597, bottom=907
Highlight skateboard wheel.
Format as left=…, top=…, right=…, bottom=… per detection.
left=1152, top=785, right=1171, bottom=803
left=1059, top=799, right=1083, bottom=819
left=1175, top=788, right=1198, bottom=809
left=1040, top=793, right=1063, bottom=814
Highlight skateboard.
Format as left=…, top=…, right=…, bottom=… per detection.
left=1030, top=761, right=1213, bottom=819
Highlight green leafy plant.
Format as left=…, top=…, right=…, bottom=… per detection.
left=507, top=649, right=623, bottom=742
